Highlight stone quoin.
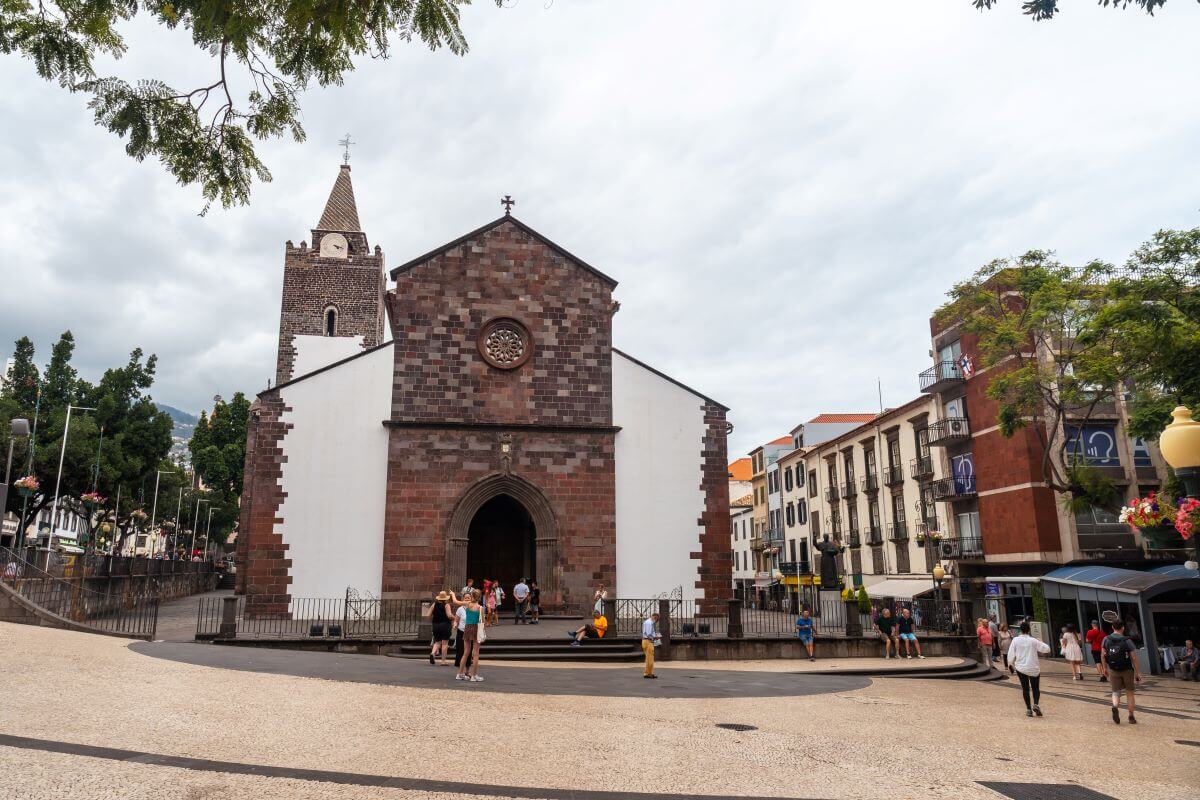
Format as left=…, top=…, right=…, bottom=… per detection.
left=237, top=166, right=732, bottom=615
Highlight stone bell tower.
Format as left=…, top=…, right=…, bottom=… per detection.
left=275, top=164, right=386, bottom=385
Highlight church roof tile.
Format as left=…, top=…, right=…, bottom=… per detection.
left=316, top=165, right=362, bottom=232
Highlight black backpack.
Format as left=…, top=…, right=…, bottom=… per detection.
left=1104, top=635, right=1133, bottom=672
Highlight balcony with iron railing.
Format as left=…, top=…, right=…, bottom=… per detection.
left=935, top=535, right=984, bottom=559
left=910, top=455, right=934, bottom=480
left=842, top=480, right=857, bottom=498
left=825, top=486, right=840, bottom=502
left=750, top=535, right=764, bottom=550
left=883, top=463, right=905, bottom=487
left=887, top=520, right=909, bottom=541
left=846, top=529, right=861, bottom=548
left=930, top=475, right=977, bottom=501
left=927, top=417, right=970, bottom=446
left=765, top=527, right=785, bottom=545
left=829, top=518, right=842, bottom=536
left=918, top=360, right=964, bottom=394
left=778, top=561, right=811, bottom=577
left=865, top=525, right=883, bottom=546
left=861, top=473, right=879, bottom=493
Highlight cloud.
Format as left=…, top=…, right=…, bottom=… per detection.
left=1, top=0, right=1198, bottom=454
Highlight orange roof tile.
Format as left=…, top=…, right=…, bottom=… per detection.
left=808, top=413, right=877, bottom=424
left=728, top=458, right=753, bottom=482
left=768, top=435, right=792, bottom=446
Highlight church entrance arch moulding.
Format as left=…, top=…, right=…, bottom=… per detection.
left=444, top=473, right=560, bottom=601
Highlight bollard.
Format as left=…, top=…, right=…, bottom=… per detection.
left=219, top=596, right=239, bottom=638
left=658, top=598, right=672, bottom=661
left=727, top=598, right=743, bottom=639
left=844, top=599, right=863, bottom=638
left=602, top=597, right=616, bottom=630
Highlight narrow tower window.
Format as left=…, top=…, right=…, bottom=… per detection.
left=323, top=307, right=338, bottom=336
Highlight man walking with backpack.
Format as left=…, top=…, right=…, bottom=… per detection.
left=1101, top=619, right=1142, bottom=725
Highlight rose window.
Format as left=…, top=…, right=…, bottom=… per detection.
left=477, top=318, right=533, bottom=369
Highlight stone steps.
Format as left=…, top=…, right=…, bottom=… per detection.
left=388, top=638, right=643, bottom=663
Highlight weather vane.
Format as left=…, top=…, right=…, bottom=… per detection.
left=501, top=195, right=515, bottom=215
left=338, top=133, right=355, bottom=165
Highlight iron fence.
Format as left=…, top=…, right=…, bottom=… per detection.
left=196, top=595, right=423, bottom=640
left=0, top=547, right=158, bottom=639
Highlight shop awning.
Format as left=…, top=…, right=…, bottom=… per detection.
left=863, top=577, right=937, bottom=599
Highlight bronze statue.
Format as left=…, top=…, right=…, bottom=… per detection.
left=814, top=534, right=844, bottom=588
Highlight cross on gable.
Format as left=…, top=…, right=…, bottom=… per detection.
left=338, top=133, right=355, bottom=165
left=501, top=195, right=515, bottom=215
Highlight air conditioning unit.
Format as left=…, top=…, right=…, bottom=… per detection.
left=939, top=540, right=960, bottom=559
left=949, top=419, right=966, bottom=434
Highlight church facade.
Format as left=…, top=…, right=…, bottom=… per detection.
left=237, top=166, right=732, bottom=614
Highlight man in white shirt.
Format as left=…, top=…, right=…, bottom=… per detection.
left=1007, top=620, right=1051, bottom=717
left=641, top=613, right=661, bottom=679
left=513, top=578, right=530, bottom=625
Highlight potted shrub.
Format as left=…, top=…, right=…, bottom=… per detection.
left=856, top=585, right=871, bottom=614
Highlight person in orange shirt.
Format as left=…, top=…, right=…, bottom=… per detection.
left=569, top=610, right=608, bottom=647
left=976, top=618, right=994, bottom=665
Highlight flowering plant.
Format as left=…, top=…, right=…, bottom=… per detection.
left=13, top=475, right=39, bottom=491
left=81, top=492, right=106, bottom=505
left=130, top=509, right=148, bottom=520
left=1119, top=491, right=1195, bottom=542
left=1175, top=498, right=1199, bottom=541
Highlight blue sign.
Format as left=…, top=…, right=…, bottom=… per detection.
left=985, top=582, right=1002, bottom=597
left=1131, top=437, right=1152, bottom=468
left=1066, top=425, right=1120, bottom=467
left=951, top=453, right=976, bottom=494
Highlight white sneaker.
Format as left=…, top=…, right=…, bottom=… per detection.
left=470, top=675, right=485, bottom=682
left=454, top=674, right=465, bottom=681
left=907, top=655, right=913, bottom=659
left=917, top=655, right=926, bottom=659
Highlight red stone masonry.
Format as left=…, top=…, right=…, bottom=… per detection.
left=235, top=393, right=294, bottom=615
left=694, top=401, right=733, bottom=612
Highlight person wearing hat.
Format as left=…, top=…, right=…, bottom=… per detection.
left=429, top=590, right=454, bottom=665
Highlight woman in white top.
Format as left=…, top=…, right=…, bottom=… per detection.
left=1008, top=620, right=1052, bottom=717
left=1060, top=623, right=1084, bottom=681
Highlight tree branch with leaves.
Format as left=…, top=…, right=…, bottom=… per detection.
left=0, top=0, right=501, bottom=211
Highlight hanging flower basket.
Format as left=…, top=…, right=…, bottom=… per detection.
left=1137, top=524, right=1186, bottom=551
left=81, top=492, right=106, bottom=513
left=14, top=476, right=39, bottom=497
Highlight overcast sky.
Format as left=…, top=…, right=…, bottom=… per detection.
left=1, top=1, right=1198, bottom=456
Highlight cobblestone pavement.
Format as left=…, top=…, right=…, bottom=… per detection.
left=0, top=621, right=1195, bottom=800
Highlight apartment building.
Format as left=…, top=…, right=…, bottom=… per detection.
left=920, top=311, right=1173, bottom=620
left=728, top=457, right=753, bottom=503
left=730, top=502, right=755, bottom=599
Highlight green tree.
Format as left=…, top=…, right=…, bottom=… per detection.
left=0, top=0, right=501, bottom=211
left=0, top=335, right=174, bottom=549
left=937, top=253, right=1130, bottom=511
left=188, top=392, right=251, bottom=548
left=972, top=1, right=1193, bottom=21
left=3, top=337, right=40, bottom=409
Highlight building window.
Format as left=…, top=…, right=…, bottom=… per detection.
left=808, top=470, right=818, bottom=498
left=784, top=469, right=793, bottom=492
left=797, top=500, right=808, bottom=525
left=796, top=467, right=805, bottom=488
left=323, top=306, right=338, bottom=336
left=847, top=504, right=858, bottom=532
left=843, top=451, right=855, bottom=483
left=887, top=437, right=902, bottom=470
left=786, top=502, right=795, bottom=527
left=916, top=426, right=930, bottom=460
left=827, top=461, right=837, bottom=488
left=868, top=498, right=881, bottom=530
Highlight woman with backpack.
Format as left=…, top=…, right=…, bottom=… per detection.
left=428, top=590, right=454, bottom=666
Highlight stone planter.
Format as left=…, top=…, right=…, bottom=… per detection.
left=1138, top=523, right=1186, bottom=551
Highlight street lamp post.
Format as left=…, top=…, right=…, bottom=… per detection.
left=202, top=506, right=214, bottom=559
left=172, top=487, right=183, bottom=556
left=3, top=419, right=31, bottom=550
left=1159, top=405, right=1200, bottom=572
left=932, top=563, right=947, bottom=632
left=191, top=498, right=208, bottom=557
left=147, top=469, right=175, bottom=559
left=48, top=405, right=95, bottom=555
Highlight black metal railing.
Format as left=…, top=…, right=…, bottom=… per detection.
left=888, top=521, right=909, bottom=541
left=0, top=547, right=159, bottom=639
left=883, top=464, right=904, bottom=487
left=861, top=474, right=879, bottom=493
left=847, top=529, right=861, bottom=548
left=842, top=480, right=857, bottom=498
left=825, top=486, right=840, bottom=502
left=930, top=475, right=977, bottom=500
left=865, top=525, right=883, bottom=546
left=778, top=561, right=810, bottom=577
left=927, top=417, right=970, bottom=446
left=918, top=360, right=964, bottom=393
left=197, top=595, right=422, bottom=640
left=958, top=535, right=984, bottom=558
left=910, top=456, right=933, bottom=479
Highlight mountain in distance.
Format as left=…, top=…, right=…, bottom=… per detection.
left=156, top=403, right=198, bottom=462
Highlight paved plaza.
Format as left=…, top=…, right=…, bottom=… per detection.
left=0, top=620, right=1197, bottom=800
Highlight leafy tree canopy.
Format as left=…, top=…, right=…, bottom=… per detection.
left=187, top=392, right=250, bottom=547
left=973, top=0, right=1193, bottom=21
left=0, top=0, right=500, bottom=211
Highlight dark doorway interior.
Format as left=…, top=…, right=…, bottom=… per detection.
left=466, top=494, right=535, bottom=610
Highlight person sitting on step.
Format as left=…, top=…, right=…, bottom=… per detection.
left=568, top=610, right=608, bottom=647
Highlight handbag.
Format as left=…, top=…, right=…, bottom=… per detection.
left=476, top=605, right=487, bottom=643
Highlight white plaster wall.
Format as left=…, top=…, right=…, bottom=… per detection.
left=276, top=342, right=393, bottom=601
left=612, top=352, right=709, bottom=600
left=290, top=334, right=365, bottom=380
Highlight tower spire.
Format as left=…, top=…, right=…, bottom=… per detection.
left=316, top=164, right=361, bottom=232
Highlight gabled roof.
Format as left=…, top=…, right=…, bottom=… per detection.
left=389, top=215, right=619, bottom=287
left=808, top=413, right=876, bottom=424
left=768, top=435, right=793, bottom=445
left=613, top=348, right=728, bottom=411
left=316, top=165, right=361, bottom=232
left=728, top=458, right=752, bottom=482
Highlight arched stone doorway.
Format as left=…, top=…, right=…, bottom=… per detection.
left=445, top=474, right=559, bottom=603
left=466, top=495, right=535, bottom=608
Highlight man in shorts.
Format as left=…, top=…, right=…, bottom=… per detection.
left=795, top=608, right=815, bottom=661
left=897, top=607, right=926, bottom=659
left=1101, top=619, right=1142, bottom=725
left=1084, top=620, right=1106, bottom=681
left=569, top=610, right=608, bottom=647
left=874, top=607, right=899, bottom=659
